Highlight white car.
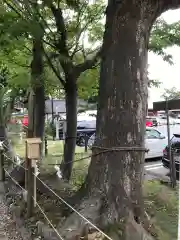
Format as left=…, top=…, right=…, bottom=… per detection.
left=173, top=117, right=180, bottom=124
left=157, top=116, right=175, bottom=125
left=88, top=128, right=168, bottom=159
left=145, top=128, right=168, bottom=159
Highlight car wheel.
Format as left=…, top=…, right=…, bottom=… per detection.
left=77, top=136, right=85, bottom=147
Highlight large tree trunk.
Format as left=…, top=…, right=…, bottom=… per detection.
left=58, top=1, right=163, bottom=239
left=61, top=80, right=77, bottom=181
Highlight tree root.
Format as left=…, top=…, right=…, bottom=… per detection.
left=141, top=211, right=158, bottom=239
left=57, top=197, right=102, bottom=240
left=56, top=198, right=155, bottom=240
left=37, top=196, right=156, bottom=240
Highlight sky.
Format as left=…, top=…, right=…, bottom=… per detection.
left=148, top=9, right=180, bottom=108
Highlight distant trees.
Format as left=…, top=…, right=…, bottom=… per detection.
left=161, top=87, right=180, bottom=100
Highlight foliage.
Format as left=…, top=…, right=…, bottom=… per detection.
left=78, top=18, right=180, bottom=101
left=0, top=63, right=8, bottom=87
left=0, top=86, right=14, bottom=124
left=148, top=79, right=162, bottom=88
left=0, top=1, right=64, bottom=98
left=2, top=1, right=180, bottom=102
left=149, top=19, right=180, bottom=65
left=161, top=87, right=180, bottom=100
left=45, top=121, right=56, bottom=137
left=78, top=66, right=99, bottom=101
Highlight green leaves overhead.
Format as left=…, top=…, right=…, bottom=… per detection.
left=78, top=66, right=99, bottom=100
left=150, top=19, right=180, bottom=64
left=0, top=0, right=180, bottom=105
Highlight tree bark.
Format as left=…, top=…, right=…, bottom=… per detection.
left=34, top=84, right=45, bottom=139
left=61, top=80, right=77, bottom=181
left=82, top=2, right=154, bottom=235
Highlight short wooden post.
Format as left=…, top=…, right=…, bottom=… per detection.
left=171, top=151, right=177, bottom=188
left=81, top=224, right=89, bottom=240
left=44, top=136, right=48, bottom=156
left=84, top=134, right=88, bottom=152
left=25, top=141, right=28, bottom=190
left=0, top=148, right=5, bottom=182
left=26, top=138, right=41, bottom=217
left=27, top=159, right=36, bottom=217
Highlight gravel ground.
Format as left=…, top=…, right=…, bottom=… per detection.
left=0, top=194, right=22, bottom=240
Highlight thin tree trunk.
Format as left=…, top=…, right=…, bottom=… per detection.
left=58, top=1, right=161, bottom=239
left=61, top=80, right=77, bottom=181
left=34, top=85, right=45, bottom=139
left=27, top=90, right=35, bottom=138
left=28, top=33, right=44, bottom=141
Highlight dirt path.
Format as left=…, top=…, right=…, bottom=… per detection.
left=0, top=183, right=22, bottom=240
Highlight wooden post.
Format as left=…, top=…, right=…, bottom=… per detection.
left=25, top=141, right=28, bottom=190
left=51, top=97, right=55, bottom=141
left=27, top=159, right=36, bottom=217
left=44, top=136, right=48, bottom=156
left=171, top=151, right=177, bottom=188
left=26, top=138, right=41, bottom=217
left=0, top=149, right=5, bottom=182
left=84, top=134, right=88, bottom=152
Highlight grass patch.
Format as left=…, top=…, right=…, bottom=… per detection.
left=9, top=133, right=86, bottom=158
left=143, top=181, right=178, bottom=240
left=9, top=133, right=91, bottom=186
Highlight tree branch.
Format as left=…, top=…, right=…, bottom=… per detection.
left=74, top=49, right=101, bottom=78
left=159, top=0, right=180, bottom=12
left=42, top=0, right=68, bottom=55
left=4, top=0, right=24, bottom=19
left=43, top=48, right=65, bottom=87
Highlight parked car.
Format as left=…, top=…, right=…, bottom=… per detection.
left=146, top=116, right=158, bottom=126
left=157, top=116, right=175, bottom=125
left=76, top=119, right=96, bottom=146
left=146, top=118, right=153, bottom=127
left=22, top=115, right=28, bottom=127
left=145, top=128, right=167, bottom=159
left=88, top=128, right=167, bottom=159
left=77, top=119, right=96, bottom=129
left=76, top=128, right=96, bottom=146
left=162, top=133, right=180, bottom=177
left=173, top=117, right=180, bottom=124
left=58, top=114, right=96, bottom=139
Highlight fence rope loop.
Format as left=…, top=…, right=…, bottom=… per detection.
left=92, top=145, right=149, bottom=152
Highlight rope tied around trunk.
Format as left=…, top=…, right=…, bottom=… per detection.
left=92, top=146, right=149, bottom=152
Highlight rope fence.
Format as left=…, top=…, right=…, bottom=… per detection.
left=4, top=169, right=65, bottom=240
left=0, top=141, right=113, bottom=240
left=0, top=123, right=149, bottom=240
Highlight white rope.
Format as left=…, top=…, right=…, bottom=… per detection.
left=34, top=174, right=113, bottom=240
left=3, top=153, right=27, bottom=169
left=2, top=143, right=9, bottom=150
left=4, top=169, right=65, bottom=240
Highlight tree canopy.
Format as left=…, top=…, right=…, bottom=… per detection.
left=1, top=1, right=180, bottom=103
left=161, top=87, right=180, bottom=100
